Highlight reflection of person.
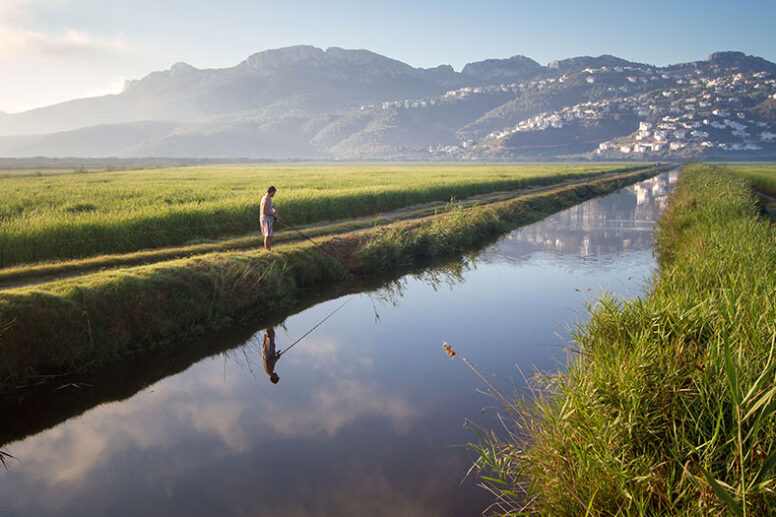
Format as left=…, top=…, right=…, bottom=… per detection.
left=262, top=328, right=280, bottom=384
left=260, top=186, right=279, bottom=251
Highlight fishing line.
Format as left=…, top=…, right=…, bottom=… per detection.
left=276, top=297, right=352, bottom=357
left=281, top=220, right=342, bottom=263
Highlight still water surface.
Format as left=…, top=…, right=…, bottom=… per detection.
left=0, top=171, right=677, bottom=516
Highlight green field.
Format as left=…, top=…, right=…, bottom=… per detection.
left=727, top=162, right=776, bottom=193
left=0, top=169, right=82, bottom=178
left=0, top=163, right=646, bottom=267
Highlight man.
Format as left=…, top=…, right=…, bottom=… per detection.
left=260, top=185, right=279, bottom=250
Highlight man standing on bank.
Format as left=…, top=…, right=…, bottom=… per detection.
left=260, top=185, right=279, bottom=251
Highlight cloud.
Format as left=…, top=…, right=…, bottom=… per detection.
left=0, top=26, right=129, bottom=61
left=0, top=0, right=31, bottom=20
left=83, top=74, right=128, bottom=98
left=0, top=1, right=142, bottom=111
left=0, top=0, right=129, bottom=61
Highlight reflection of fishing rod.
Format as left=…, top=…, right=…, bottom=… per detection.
left=276, top=298, right=351, bottom=357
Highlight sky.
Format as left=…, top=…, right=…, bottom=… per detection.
left=1, top=0, right=775, bottom=113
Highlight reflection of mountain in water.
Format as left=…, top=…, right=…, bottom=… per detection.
left=485, top=170, right=678, bottom=266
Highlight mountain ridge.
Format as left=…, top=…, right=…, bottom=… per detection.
left=0, top=46, right=774, bottom=160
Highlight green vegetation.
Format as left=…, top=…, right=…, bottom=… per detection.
left=472, top=163, right=776, bottom=515
left=0, top=180, right=593, bottom=288
left=0, top=157, right=233, bottom=175
left=0, top=162, right=646, bottom=267
left=0, top=165, right=665, bottom=393
left=726, top=163, right=776, bottom=194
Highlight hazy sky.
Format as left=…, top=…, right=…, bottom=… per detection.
left=1, top=0, right=775, bottom=113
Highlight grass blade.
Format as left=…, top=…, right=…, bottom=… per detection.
left=0, top=449, right=17, bottom=471
left=699, top=464, right=743, bottom=517
left=751, top=451, right=776, bottom=489
left=722, top=335, right=742, bottom=406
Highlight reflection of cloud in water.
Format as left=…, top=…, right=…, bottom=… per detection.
left=244, top=334, right=414, bottom=436
left=4, top=335, right=418, bottom=499
left=288, top=336, right=376, bottom=371
left=259, top=468, right=436, bottom=517
left=263, top=378, right=417, bottom=437
left=7, top=385, right=212, bottom=488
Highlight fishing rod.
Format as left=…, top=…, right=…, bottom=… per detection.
left=280, top=220, right=326, bottom=251
left=279, top=219, right=343, bottom=263
left=276, top=298, right=351, bottom=357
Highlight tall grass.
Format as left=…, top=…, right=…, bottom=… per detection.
left=471, top=163, right=776, bottom=515
left=0, top=163, right=646, bottom=267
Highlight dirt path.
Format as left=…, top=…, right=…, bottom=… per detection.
left=0, top=169, right=656, bottom=290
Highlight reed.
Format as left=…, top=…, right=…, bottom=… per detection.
left=471, top=163, right=776, bottom=515
left=0, top=448, right=16, bottom=470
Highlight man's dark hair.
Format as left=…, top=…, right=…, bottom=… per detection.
left=267, top=185, right=276, bottom=193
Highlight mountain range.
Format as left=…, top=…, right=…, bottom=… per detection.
left=1, top=46, right=775, bottom=160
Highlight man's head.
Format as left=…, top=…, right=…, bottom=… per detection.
left=270, top=373, right=279, bottom=384
left=267, top=185, right=276, bottom=197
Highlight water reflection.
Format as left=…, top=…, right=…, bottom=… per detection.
left=0, top=171, right=676, bottom=516
left=366, top=257, right=473, bottom=311
left=262, top=328, right=280, bottom=384
left=1, top=329, right=425, bottom=514
left=487, top=169, right=677, bottom=268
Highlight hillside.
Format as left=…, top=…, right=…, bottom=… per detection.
left=0, top=47, right=774, bottom=160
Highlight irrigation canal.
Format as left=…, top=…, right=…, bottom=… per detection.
left=0, top=170, right=678, bottom=516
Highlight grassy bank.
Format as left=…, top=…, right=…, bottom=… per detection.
left=0, top=166, right=666, bottom=393
left=474, top=163, right=776, bottom=515
left=0, top=163, right=647, bottom=267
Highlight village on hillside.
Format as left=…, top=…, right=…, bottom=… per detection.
left=360, top=62, right=776, bottom=160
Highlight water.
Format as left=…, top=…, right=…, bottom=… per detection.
left=0, top=171, right=677, bottom=516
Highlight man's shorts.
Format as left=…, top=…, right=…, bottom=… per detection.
left=260, top=217, right=274, bottom=237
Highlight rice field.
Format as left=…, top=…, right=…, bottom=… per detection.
left=726, top=162, right=776, bottom=193
left=0, top=169, right=79, bottom=178
left=0, top=162, right=645, bottom=267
